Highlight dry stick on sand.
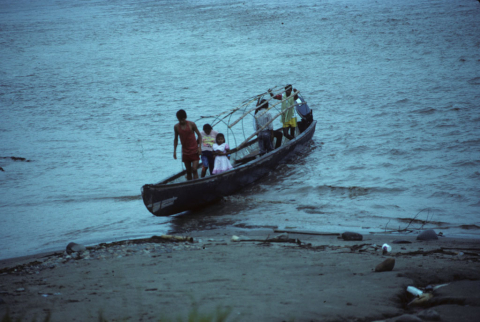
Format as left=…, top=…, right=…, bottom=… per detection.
left=274, top=229, right=340, bottom=236
left=232, top=235, right=299, bottom=244
left=440, top=247, right=480, bottom=251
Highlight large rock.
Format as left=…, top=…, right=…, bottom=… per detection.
left=66, top=242, right=86, bottom=254
left=417, top=229, right=438, bottom=241
left=375, top=258, right=395, bottom=272
left=341, top=231, right=363, bottom=241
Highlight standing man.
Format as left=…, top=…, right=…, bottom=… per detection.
left=174, top=109, right=202, bottom=180
left=269, top=84, right=298, bottom=140
left=255, top=99, right=274, bottom=155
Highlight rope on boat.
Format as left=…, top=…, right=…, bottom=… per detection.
left=237, top=86, right=289, bottom=145
left=195, top=92, right=268, bottom=126
left=186, top=86, right=300, bottom=165
left=231, top=89, right=300, bottom=129
left=194, top=85, right=285, bottom=126
left=236, top=92, right=305, bottom=150
left=228, top=87, right=297, bottom=128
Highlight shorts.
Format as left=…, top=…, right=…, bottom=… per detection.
left=283, top=117, right=297, bottom=128
left=201, top=151, right=214, bottom=168
left=182, top=152, right=200, bottom=163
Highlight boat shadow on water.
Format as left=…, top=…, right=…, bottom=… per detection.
left=165, top=140, right=321, bottom=234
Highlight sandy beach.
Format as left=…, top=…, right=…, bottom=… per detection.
left=1, top=228, right=479, bottom=322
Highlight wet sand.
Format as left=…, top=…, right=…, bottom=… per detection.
left=1, top=228, right=479, bottom=322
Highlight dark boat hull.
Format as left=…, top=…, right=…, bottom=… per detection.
left=142, top=120, right=317, bottom=216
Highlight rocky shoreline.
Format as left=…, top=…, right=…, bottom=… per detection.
left=1, top=228, right=480, bottom=321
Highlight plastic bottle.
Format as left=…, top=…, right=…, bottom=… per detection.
left=406, top=286, right=423, bottom=297
left=382, top=243, right=392, bottom=254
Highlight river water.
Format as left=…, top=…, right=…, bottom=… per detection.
left=1, top=0, right=479, bottom=260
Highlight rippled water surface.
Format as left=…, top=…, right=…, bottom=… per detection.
left=1, top=0, right=479, bottom=259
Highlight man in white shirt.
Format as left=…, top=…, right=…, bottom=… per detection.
left=255, top=99, right=274, bottom=155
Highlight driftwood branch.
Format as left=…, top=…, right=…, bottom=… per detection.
left=231, top=234, right=300, bottom=244
left=441, top=247, right=480, bottom=251
left=383, top=208, right=433, bottom=233
left=402, top=208, right=428, bottom=231
left=273, top=229, right=340, bottom=236
left=400, top=249, right=459, bottom=256
left=157, top=235, right=194, bottom=242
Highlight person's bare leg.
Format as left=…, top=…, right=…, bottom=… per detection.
left=184, top=162, right=193, bottom=180
left=201, top=166, right=207, bottom=178
left=191, top=160, right=199, bottom=180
